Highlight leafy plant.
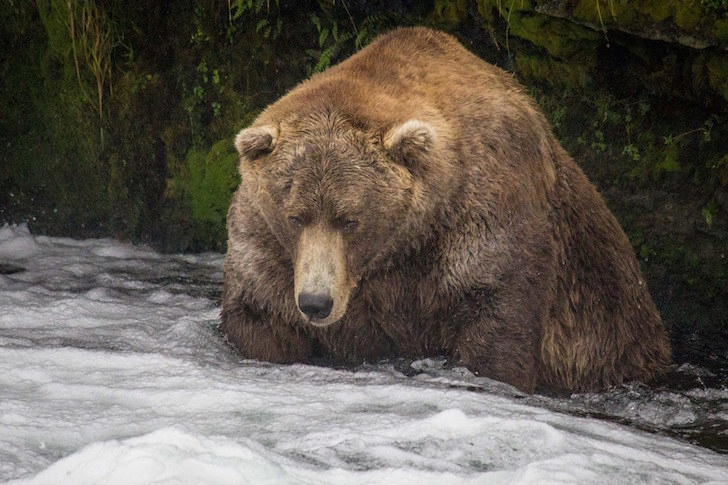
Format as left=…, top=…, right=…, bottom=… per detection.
left=308, top=14, right=354, bottom=73
left=702, top=0, right=728, bottom=13
left=622, top=144, right=640, bottom=162
left=64, top=0, right=120, bottom=147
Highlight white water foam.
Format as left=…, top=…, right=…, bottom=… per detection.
left=0, top=224, right=726, bottom=484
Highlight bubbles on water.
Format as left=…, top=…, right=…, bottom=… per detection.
left=1, top=224, right=727, bottom=484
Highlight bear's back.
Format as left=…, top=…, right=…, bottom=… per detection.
left=330, top=27, right=518, bottom=94
left=260, top=27, right=529, bottom=134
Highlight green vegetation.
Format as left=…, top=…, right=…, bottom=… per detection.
left=1, top=1, right=726, bottom=362
left=166, top=140, right=241, bottom=251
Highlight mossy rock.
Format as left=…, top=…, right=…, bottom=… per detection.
left=516, top=53, right=593, bottom=87
left=511, top=9, right=601, bottom=58
left=536, top=0, right=728, bottom=49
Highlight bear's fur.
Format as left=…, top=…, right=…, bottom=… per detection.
left=221, top=27, right=670, bottom=393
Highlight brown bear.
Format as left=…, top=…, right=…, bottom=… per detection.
left=221, top=27, right=670, bottom=393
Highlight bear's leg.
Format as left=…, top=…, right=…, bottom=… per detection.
left=454, top=293, right=542, bottom=393
left=220, top=302, right=314, bottom=363
left=456, top=322, right=540, bottom=393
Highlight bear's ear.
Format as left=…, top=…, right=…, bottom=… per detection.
left=234, top=125, right=278, bottom=161
left=383, top=119, right=436, bottom=168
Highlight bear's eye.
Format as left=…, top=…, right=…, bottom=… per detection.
left=288, top=216, right=304, bottom=229
left=342, top=220, right=359, bottom=233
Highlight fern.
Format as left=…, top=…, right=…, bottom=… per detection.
left=319, top=27, right=329, bottom=47
left=256, top=18, right=268, bottom=33
left=313, top=45, right=336, bottom=73
left=355, top=14, right=381, bottom=49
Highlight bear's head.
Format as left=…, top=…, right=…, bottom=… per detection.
left=234, top=111, right=451, bottom=327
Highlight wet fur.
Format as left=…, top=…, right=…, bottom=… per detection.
left=221, top=27, right=670, bottom=393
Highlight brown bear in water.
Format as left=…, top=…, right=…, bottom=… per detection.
left=221, top=27, right=670, bottom=393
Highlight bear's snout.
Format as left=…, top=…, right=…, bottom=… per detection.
left=298, top=292, right=334, bottom=320
left=294, top=225, right=354, bottom=326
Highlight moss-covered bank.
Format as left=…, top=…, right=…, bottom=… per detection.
left=1, top=1, right=726, bottom=368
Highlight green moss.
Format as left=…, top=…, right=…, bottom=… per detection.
left=571, top=0, right=621, bottom=26
left=516, top=53, right=591, bottom=87
left=483, top=0, right=600, bottom=90
left=641, top=1, right=675, bottom=23
left=479, top=0, right=536, bottom=15
left=660, top=143, right=682, bottom=173
left=549, top=0, right=728, bottom=50
left=569, top=0, right=692, bottom=27
left=189, top=139, right=240, bottom=228
left=434, top=0, right=469, bottom=26
left=674, top=3, right=702, bottom=30
left=166, top=139, right=241, bottom=250
left=514, top=13, right=601, bottom=58
left=705, top=52, right=728, bottom=102
left=716, top=18, right=728, bottom=41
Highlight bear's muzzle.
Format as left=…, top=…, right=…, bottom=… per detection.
left=294, top=225, right=353, bottom=326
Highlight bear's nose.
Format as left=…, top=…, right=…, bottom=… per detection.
left=298, top=292, right=334, bottom=320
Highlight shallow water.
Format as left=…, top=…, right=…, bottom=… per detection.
left=0, top=224, right=726, bottom=484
